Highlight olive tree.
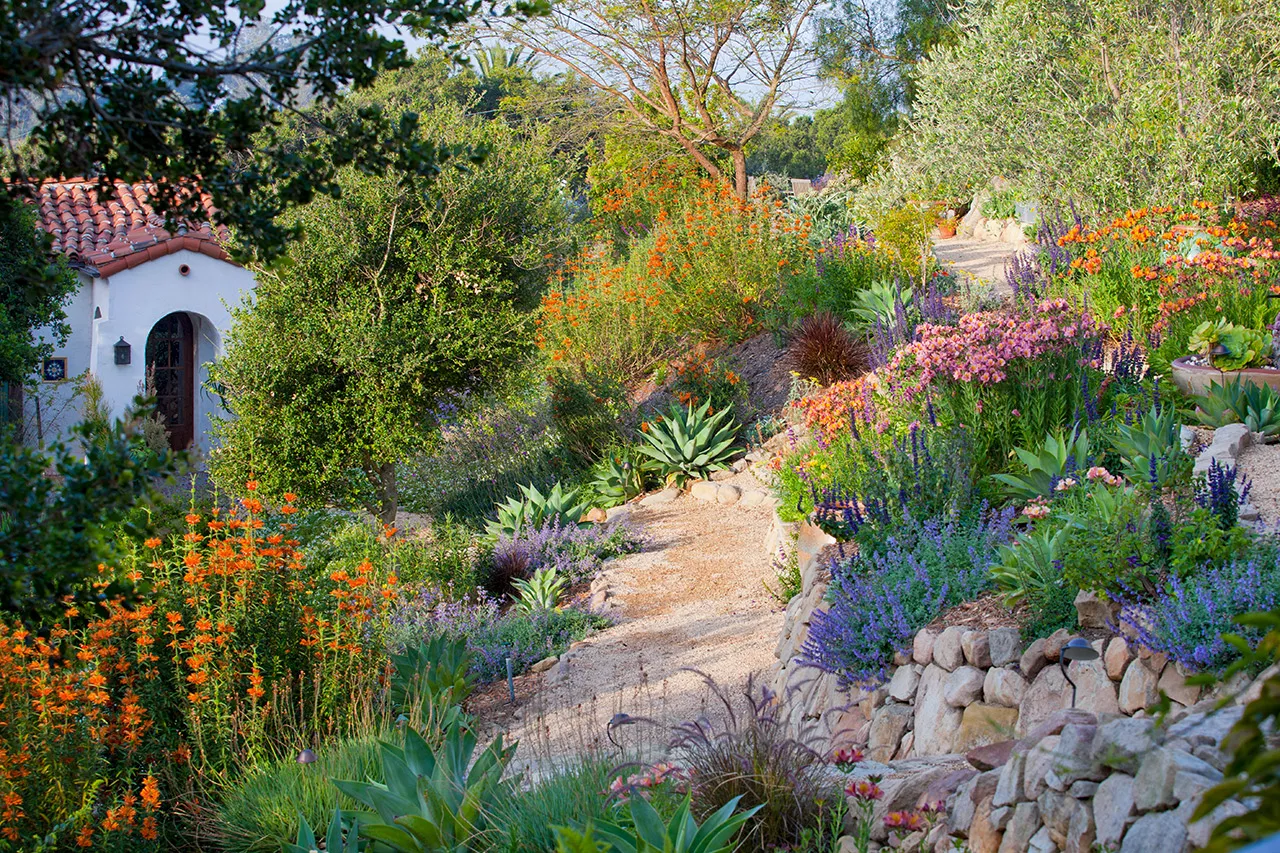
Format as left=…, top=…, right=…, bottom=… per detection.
left=871, top=0, right=1280, bottom=211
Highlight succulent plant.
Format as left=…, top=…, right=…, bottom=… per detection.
left=485, top=481, right=590, bottom=542
left=511, top=566, right=567, bottom=613
left=991, top=427, right=1091, bottom=499
left=635, top=400, right=740, bottom=487
left=1193, top=376, right=1280, bottom=437
left=1188, top=319, right=1273, bottom=371
left=583, top=794, right=761, bottom=853
left=591, top=447, right=654, bottom=507
left=285, top=808, right=359, bottom=853
left=388, top=635, right=476, bottom=716
left=1109, top=405, right=1190, bottom=486
left=847, top=279, right=913, bottom=330
left=332, top=721, right=515, bottom=852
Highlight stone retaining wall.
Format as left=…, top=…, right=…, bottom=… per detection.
left=763, top=517, right=1241, bottom=762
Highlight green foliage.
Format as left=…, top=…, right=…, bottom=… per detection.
left=388, top=636, right=477, bottom=717
left=211, top=78, right=571, bottom=523
left=980, top=190, right=1018, bottom=220
left=549, top=369, right=633, bottom=466
left=991, top=428, right=1092, bottom=500
left=1057, top=485, right=1156, bottom=597
left=587, top=794, right=762, bottom=853
left=1192, top=609, right=1280, bottom=850
left=0, top=197, right=75, bottom=385
left=1168, top=508, right=1257, bottom=578
left=553, top=825, right=611, bottom=853
left=874, top=204, right=937, bottom=270
left=285, top=809, right=361, bottom=853
left=485, top=481, right=591, bottom=542
left=3, top=1, right=523, bottom=271
left=745, top=115, right=828, bottom=179
left=1188, top=320, right=1273, bottom=371
left=882, top=0, right=1280, bottom=211
left=1192, top=376, right=1280, bottom=437
left=222, top=738, right=382, bottom=853
left=991, top=523, right=1076, bottom=632
left=846, top=279, right=912, bottom=330
left=488, top=759, right=619, bottom=852
left=0, top=400, right=175, bottom=621
left=1108, top=406, right=1191, bottom=487
left=591, top=447, right=655, bottom=508
left=511, top=566, right=567, bottom=612
left=333, top=721, right=515, bottom=852
left=635, top=401, right=740, bottom=487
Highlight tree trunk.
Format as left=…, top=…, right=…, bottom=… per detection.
left=376, top=461, right=399, bottom=525
left=731, top=147, right=749, bottom=200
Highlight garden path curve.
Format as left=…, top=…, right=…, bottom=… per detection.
left=932, top=236, right=1020, bottom=295
left=486, top=470, right=786, bottom=779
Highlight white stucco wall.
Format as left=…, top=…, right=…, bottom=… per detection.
left=26, top=249, right=255, bottom=453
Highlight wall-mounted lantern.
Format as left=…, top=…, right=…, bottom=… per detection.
left=113, top=336, right=132, bottom=366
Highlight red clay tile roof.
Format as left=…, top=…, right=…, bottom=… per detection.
left=33, top=179, right=235, bottom=277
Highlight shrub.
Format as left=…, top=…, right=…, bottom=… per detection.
left=790, top=377, right=877, bottom=444
left=486, top=758, right=620, bottom=853
left=388, top=589, right=607, bottom=681
left=790, top=227, right=907, bottom=321
left=801, top=507, right=1015, bottom=686
left=491, top=518, right=644, bottom=588
left=667, top=347, right=750, bottom=413
left=216, top=735, right=383, bottom=853
left=667, top=677, right=837, bottom=850
left=788, top=312, right=869, bottom=385
left=0, top=494, right=403, bottom=846
left=636, top=401, right=740, bottom=487
left=1119, top=546, right=1280, bottom=673
left=548, top=368, right=633, bottom=465
left=990, top=520, right=1077, bottom=635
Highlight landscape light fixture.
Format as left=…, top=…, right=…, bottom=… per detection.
left=1059, top=638, right=1100, bottom=709
left=296, top=748, right=317, bottom=765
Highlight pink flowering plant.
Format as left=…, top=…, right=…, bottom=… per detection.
left=882, top=299, right=1101, bottom=476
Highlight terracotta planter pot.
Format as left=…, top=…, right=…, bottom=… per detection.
left=1170, top=355, right=1280, bottom=397
left=937, top=224, right=957, bottom=239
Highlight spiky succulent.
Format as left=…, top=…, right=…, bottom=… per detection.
left=591, top=447, right=654, bottom=507
left=485, top=481, right=590, bottom=542
left=1193, top=376, right=1280, bottom=437
left=635, top=400, right=740, bottom=487
left=991, top=427, right=1091, bottom=500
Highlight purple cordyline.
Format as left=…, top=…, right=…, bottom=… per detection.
left=1118, top=553, right=1280, bottom=671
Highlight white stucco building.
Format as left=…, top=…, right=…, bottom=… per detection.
left=20, top=180, right=255, bottom=452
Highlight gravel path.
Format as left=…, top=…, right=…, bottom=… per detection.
left=1237, top=441, right=1280, bottom=531
left=932, top=236, right=1021, bottom=296
left=489, top=472, right=785, bottom=778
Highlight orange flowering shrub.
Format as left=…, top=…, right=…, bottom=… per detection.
left=791, top=377, right=877, bottom=443
left=666, top=346, right=746, bottom=413
left=1046, top=202, right=1280, bottom=371
left=0, top=491, right=400, bottom=848
left=539, top=176, right=813, bottom=381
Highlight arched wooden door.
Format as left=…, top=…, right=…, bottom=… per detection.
left=146, top=312, right=195, bottom=450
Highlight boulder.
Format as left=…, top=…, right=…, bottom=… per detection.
left=914, top=629, right=938, bottom=666
left=951, top=769, right=1000, bottom=836
left=1091, top=717, right=1157, bottom=774
left=914, top=664, right=964, bottom=755
left=1074, top=590, right=1118, bottom=629
left=990, top=628, right=1022, bottom=667
left=998, top=802, right=1040, bottom=853
left=1021, top=709, right=1098, bottom=750
left=868, top=704, right=913, bottom=763
left=1050, top=722, right=1103, bottom=788
left=639, top=487, right=681, bottom=506
left=946, top=666, right=988, bottom=707
left=889, top=663, right=924, bottom=702
left=1166, top=706, right=1243, bottom=748
left=738, top=489, right=767, bottom=508
left=1118, top=661, right=1160, bottom=715
left=1038, top=789, right=1074, bottom=844
left=969, top=795, right=1003, bottom=853
left=967, top=740, right=1016, bottom=772
left=985, top=668, right=1028, bottom=708
left=1158, top=665, right=1202, bottom=707
left=1092, top=773, right=1136, bottom=850
left=1027, top=825, right=1058, bottom=853
left=934, top=627, right=967, bottom=671
left=585, top=507, right=609, bottom=523
left=993, top=749, right=1026, bottom=808
left=963, top=631, right=994, bottom=668
left=1023, top=735, right=1062, bottom=801
left=689, top=481, right=718, bottom=501
left=955, top=704, right=1021, bottom=754
left=1133, top=746, right=1222, bottom=812
left=715, top=484, right=741, bottom=505
left=922, top=767, right=980, bottom=808
left=1064, top=799, right=1096, bottom=853
left=1180, top=794, right=1249, bottom=849
left=1104, top=637, right=1133, bottom=681
left=869, top=758, right=968, bottom=840
left=895, top=731, right=914, bottom=760
left=1021, top=638, right=1050, bottom=679
left=1067, top=780, right=1099, bottom=798
left=1043, top=629, right=1073, bottom=663
left=1120, top=811, right=1188, bottom=853
left=1018, top=663, right=1116, bottom=737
